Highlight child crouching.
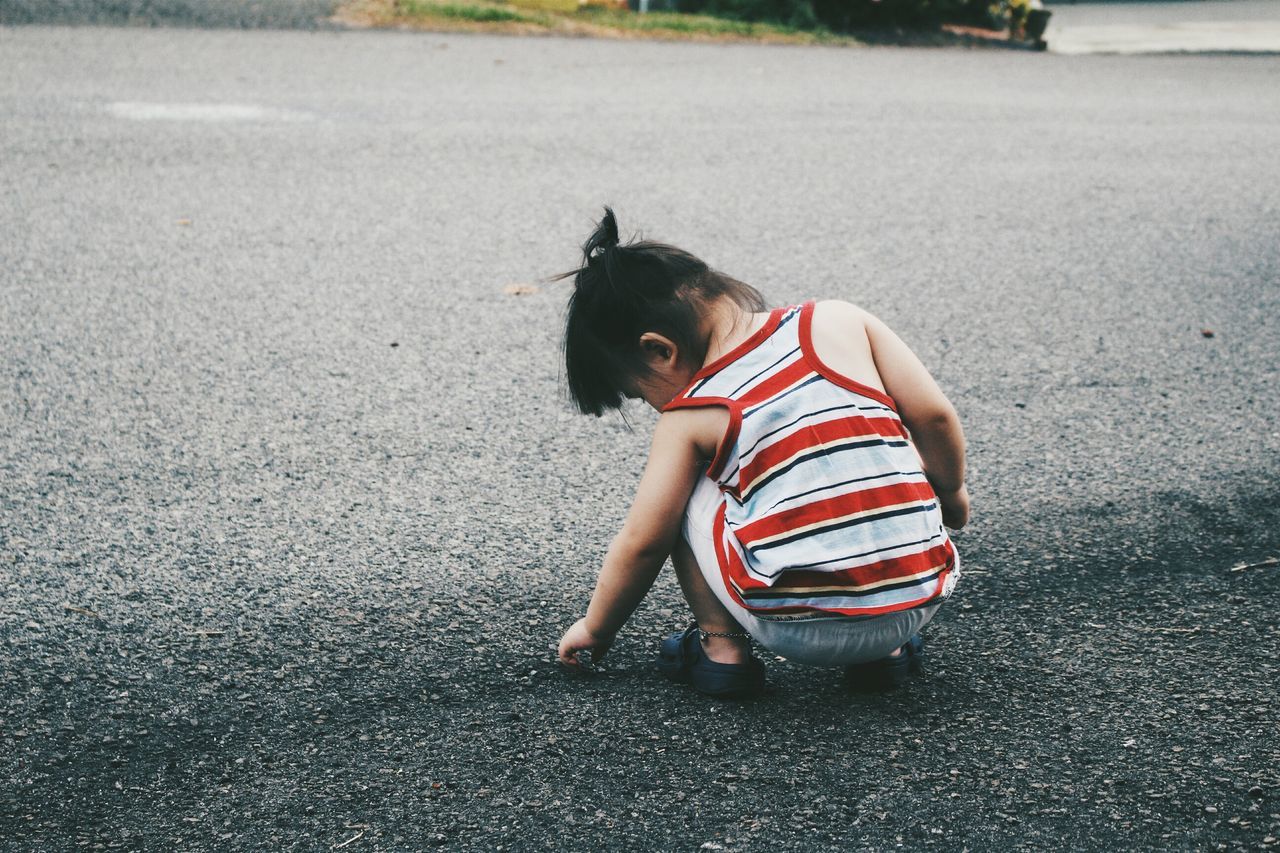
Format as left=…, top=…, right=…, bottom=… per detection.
left=556, top=208, right=967, bottom=698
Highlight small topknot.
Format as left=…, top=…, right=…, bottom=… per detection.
left=582, top=206, right=621, bottom=262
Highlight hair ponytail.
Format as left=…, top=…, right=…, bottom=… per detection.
left=577, top=206, right=629, bottom=310
left=582, top=206, right=620, bottom=261
left=560, top=207, right=765, bottom=416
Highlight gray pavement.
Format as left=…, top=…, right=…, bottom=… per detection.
left=1045, top=0, right=1280, bottom=54
left=0, top=0, right=339, bottom=27
left=2, top=23, right=1279, bottom=851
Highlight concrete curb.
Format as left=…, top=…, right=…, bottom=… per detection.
left=1048, top=20, right=1280, bottom=55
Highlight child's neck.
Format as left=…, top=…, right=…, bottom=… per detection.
left=700, top=297, right=768, bottom=368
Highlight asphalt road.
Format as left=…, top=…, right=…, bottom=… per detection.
left=2, top=22, right=1279, bottom=852
left=0, top=0, right=339, bottom=28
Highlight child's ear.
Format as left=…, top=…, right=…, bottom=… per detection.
left=638, top=332, right=678, bottom=366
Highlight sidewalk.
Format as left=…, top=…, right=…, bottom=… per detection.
left=1044, top=0, right=1280, bottom=54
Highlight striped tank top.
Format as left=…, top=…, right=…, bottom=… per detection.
left=665, top=302, right=958, bottom=620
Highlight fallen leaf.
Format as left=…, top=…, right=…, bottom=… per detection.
left=1229, top=557, right=1278, bottom=573
left=504, top=283, right=540, bottom=296
left=333, top=830, right=365, bottom=849
left=1200, top=328, right=1215, bottom=338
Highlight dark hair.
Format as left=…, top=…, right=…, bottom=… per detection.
left=560, top=207, right=766, bottom=416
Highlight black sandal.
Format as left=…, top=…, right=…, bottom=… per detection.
left=657, top=625, right=766, bottom=699
left=843, top=633, right=924, bottom=692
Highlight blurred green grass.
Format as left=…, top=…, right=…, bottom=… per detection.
left=371, top=0, right=849, bottom=41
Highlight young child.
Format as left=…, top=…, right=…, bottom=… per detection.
left=556, top=208, right=968, bottom=697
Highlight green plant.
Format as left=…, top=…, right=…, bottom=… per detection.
left=399, top=0, right=537, bottom=21
left=632, top=12, right=759, bottom=33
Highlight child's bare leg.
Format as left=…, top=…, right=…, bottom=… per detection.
left=671, top=536, right=751, bottom=665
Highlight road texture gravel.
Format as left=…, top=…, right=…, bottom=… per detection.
left=0, top=0, right=338, bottom=28
left=2, top=19, right=1279, bottom=852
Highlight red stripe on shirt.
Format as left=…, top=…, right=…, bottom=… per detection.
left=738, top=413, right=908, bottom=492
left=755, top=542, right=954, bottom=591
left=735, top=358, right=814, bottom=408
left=735, top=480, right=937, bottom=545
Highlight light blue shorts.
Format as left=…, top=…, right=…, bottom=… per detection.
left=681, top=473, right=951, bottom=668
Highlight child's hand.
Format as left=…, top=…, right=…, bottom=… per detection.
left=938, top=484, right=970, bottom=530
left=558, top=618, right=614, bottom=668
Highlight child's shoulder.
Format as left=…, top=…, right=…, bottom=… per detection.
left=805, top=299, right=877, bottom=351
left=807, top=298, right=873, bottom=329
left=657, top=398, right=732, bottom=464
left=800, top=300, right=896, bottom=401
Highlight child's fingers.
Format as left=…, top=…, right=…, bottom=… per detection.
left=557, top=641, right=579, bottom=667
left=557, top=620, right=612, bottom=668
left=557, top=635, right=588, bottom=667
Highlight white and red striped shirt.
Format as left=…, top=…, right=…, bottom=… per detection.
left=665, top=302, right=958, bottom=620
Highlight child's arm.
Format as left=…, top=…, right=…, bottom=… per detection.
left=861, top=312, right=969, bottom=529
left=557, top=409, right=710, bottom=667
